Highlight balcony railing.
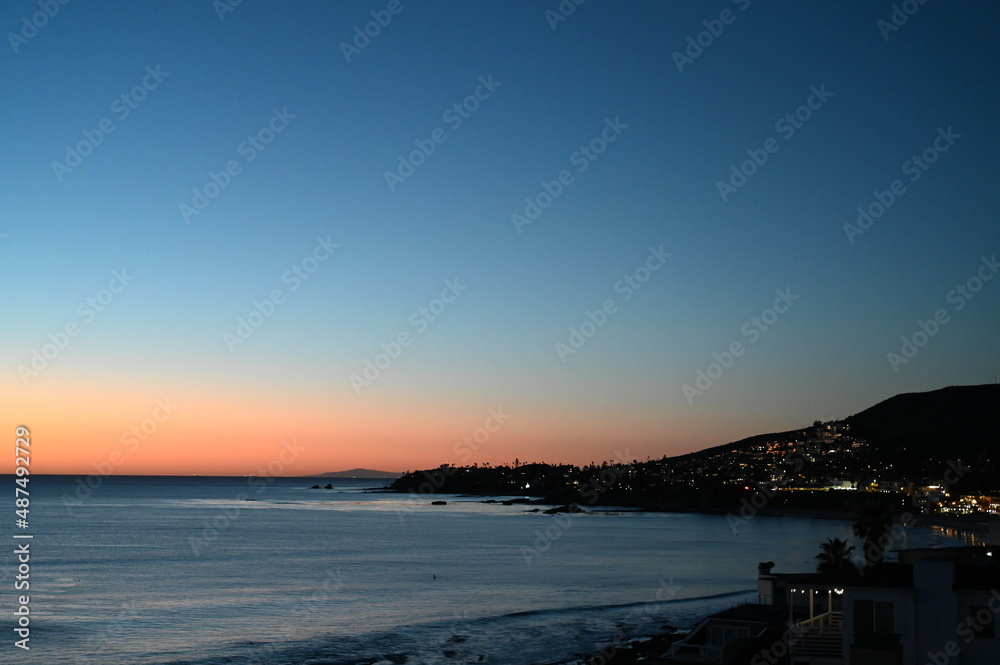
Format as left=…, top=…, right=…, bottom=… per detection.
left=797, top=610, right=843, bottom=630
left=791, top=611, right=844, bottom=662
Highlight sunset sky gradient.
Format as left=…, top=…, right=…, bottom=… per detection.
left=3, top=1, right=999, bottom=476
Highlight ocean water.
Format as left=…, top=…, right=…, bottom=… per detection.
left=5, top=475, right=960, bottom=665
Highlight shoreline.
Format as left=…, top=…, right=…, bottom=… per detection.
left=544, top=633, right=686, bottom=665
left=381, top=487, right=998, bottom=540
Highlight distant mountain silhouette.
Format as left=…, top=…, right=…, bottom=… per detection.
left=315, top=468, right=401, bottom=479
left=679, top=384, right=999, bottom=480
left=845, top=384, right=1000, bottom=473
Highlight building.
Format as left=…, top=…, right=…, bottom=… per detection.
left=667, top=603, right=791, bottom=664
left=668, top=548, right=1000, bottom=664
left=759, top=548, right=1000, bottom=664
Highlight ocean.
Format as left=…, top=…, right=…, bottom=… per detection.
left=5, top=475, right=960, bottom=664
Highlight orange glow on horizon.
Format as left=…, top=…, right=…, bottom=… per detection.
left=3, top=376, right=702, bottom=477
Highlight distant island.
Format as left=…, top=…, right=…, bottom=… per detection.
left=387, top=384, right=1000, bottom=519
left=313, top=468, right=402, bottom=479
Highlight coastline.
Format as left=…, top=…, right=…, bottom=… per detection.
left=546, top=509, right=992, bottom=665
left=381, top=486, right=998, bottom=541
left=380, top=485, right=995, bottom=664
left=722, top=506, right=995, bottom=540
left=545, top=633, right=685, bottom=665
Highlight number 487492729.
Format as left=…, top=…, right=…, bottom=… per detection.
left=15, top=426, right=30, bottom=526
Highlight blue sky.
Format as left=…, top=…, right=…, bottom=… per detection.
left=2, top=0, right=999, bottom=474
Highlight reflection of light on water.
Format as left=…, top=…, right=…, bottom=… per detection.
left=930, top=525, right=981, bottom=546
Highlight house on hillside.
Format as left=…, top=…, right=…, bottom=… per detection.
left=668, top=548, right=1000, bottom=664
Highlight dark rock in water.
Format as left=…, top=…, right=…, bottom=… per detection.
left=481, top=499, right=498, bottom=504
left=527, top=508, right=540, bottom=512
left=446, top=635, right=469, bottom=644
left=543, top=505, right=583, bottom=515
left=324, top=483, right=334, bottom=489
left=431, top=500, right=447, bottom=505
left=309, top=485, right=320, bottom=489
left=501, top=500, right=513, bottom=506
left=442, top=650, right=457, bottom=658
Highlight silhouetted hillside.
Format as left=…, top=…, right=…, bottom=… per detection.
left=316, top=468, right=401, bottom=479
left=846, top=384, right=1000, bottom=477
left=673, top=428, right=812, bottom=461
left=389, top=384, right=1000, bottom=504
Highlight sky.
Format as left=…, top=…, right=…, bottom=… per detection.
left=2, top=0, right=999, bottom=476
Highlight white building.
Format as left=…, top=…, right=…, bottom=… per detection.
left=668, top=549, right=1000, bottom=664
left=757, top=548, right=1000, bottom=665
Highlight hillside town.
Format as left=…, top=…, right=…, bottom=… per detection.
left=392, top=420, right=998, bottom=518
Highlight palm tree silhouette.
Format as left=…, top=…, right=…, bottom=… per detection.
left=853, top=503, right=893, bottom=567
left=816, top=537, right=856, bottom=573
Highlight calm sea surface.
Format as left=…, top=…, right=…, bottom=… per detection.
left=4, top=475, right=960, bottom=664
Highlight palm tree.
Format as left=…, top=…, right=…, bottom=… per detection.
left=815, top=537, right=856, bottom=573
left=853, top=503, right=893, bottom=567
